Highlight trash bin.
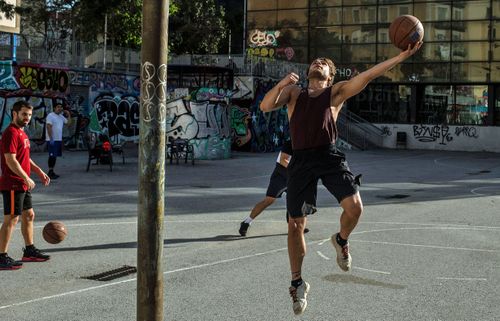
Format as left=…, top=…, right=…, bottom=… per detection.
left=396, top=132, right=407, bottom=149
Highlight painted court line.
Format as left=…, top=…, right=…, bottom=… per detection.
left=353, top=239, right=499, bottom=253
left=436, top=277, right=487, bottom=281
left=353, top=267, right=391, bottom=275
left=316, top=251, right=330, bottom=260
left=0, top=245, right=290, bottom=310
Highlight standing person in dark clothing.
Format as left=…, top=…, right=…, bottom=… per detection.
left=260, top=42, right=423, bottom=315
left=0, top=101, right=51, bottom=270
left=238, top=140, right=311, bottom=237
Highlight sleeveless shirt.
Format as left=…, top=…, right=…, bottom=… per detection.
left=289, top=86, right=338, bottom=150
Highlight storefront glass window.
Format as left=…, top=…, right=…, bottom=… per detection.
left=414, top=2, right=451, bottom=22
left=310, top=8, right=343, bottom=26
left=421, top=85, right=453, bottom=124
left=452, top=85, right=488, bottom=125
left=278, top=0, right=307, bottom=9
left=342, top=25, right=376, bottom=44
left=310, top=0, right=342, bottom=7
left=343, top=6, right=378, bottom=24
left=248, top=0, right=277, bottom=10
left=453, top=1, right=490, bottom=20
left=342, top=44, right=377, bottom=63
left=310, top=26, right=343, bottom=45
left=452, top=62, right=490, bottom=82
left=277, top=9, right=308, bottom=27
left=247, top=11, right=277, bottom=29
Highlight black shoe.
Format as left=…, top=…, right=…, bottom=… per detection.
left=0, top=254, right=23, bottom=270
left=22, top=246, right=50, bottom=262
left=48, top=171, right=59, bottom=179
left=239, top=222, right=250, bottom=236
left=304, top=228, right=310, bottom=234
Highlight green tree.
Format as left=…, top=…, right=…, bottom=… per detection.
left=169, top=0, right=228, bottom=54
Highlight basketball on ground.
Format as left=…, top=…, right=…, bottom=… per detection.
left=389, top=15, right=424, bottom=50
left=43, top=221, right=67, bottom=244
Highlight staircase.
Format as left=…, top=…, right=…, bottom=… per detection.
left=336, top=109, right=384, bottom=150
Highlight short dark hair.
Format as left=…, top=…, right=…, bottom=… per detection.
left=12, top=100, right=32, bottom=113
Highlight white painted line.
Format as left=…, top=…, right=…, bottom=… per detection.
left=359, top=221, right=500, bottom=230
left=352, top=226, right=500, bottom=236
left=353, top=266, right=391, bottom=275
left=471, top=186, right=500, bottom=196
left=36, top=191, right=138, bottom=206
left=316, top=251, right=330, bottom=260
left=436, top=277, right=487, bottom=281
left=318, top=239, right=329, bottom=246
left=0, top=244, right=291, bottom=310
left=0, top=278, right=135, bottom=310
left=353, top=239, right=499, bottom=253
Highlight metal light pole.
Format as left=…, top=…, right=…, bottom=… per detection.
left=137, top=1, right=169, bottom=321
left=103, top=13, right=107, bottom=70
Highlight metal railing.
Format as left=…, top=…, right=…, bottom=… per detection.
left=1, top=34, right=309, bottom=78
left=0, top=34, right=141, bottom=72
left=337, top=108, right=384, bottom=150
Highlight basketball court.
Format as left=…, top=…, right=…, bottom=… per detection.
left=0, top=147, right=499, bottom=321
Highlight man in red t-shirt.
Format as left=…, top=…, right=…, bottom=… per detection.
left=0, top=101, right=51, bottom=270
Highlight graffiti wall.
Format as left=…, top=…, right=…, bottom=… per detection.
left=247, top=29, right=295, bottom=61
left=166, top=94, right=231, bottom=160
left=231, top=77, right=290, bottom=152
left=377, top=124, right=500, bottom=153
left=0, top=61, right=80, bottom=150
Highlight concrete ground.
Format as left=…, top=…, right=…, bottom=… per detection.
left=0, top=145, right=499, bottom=321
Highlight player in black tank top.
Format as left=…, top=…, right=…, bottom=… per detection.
left=259, top=43, right=422, bottom=315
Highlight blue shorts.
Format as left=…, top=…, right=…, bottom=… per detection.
left=48, top=141, right=63, bottom=157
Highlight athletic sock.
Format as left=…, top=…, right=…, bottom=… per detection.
left=291, top=278, right=303, bottom=288
left=243, top=217, right=253, bottom=224
left=25, top=244, right=35, bottom=250
left=0, top=253, right=6, bottom=257
left=336, top=233, right=347, bottom=246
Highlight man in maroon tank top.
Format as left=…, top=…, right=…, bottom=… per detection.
left=260, top=42, right=422, bottom=315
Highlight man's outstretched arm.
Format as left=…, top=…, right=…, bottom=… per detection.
left=334, top=42, right=423, bottom=106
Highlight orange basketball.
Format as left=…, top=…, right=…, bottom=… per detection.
left=389, top=15, right=424, bottom=50
left=43, top=221, right=67, bottom=244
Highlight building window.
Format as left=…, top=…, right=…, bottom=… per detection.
left=399, top=6, right=409, bottom=16
left=379, top=7, right=388, bottom=22
left=437, top=7, right=449, bottom=21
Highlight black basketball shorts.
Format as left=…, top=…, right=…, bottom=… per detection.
left=286, top=145, right=360, bottom=218
left=265, top=163, right=288, bottom=198
left=2, top=190, right=33, bottom=216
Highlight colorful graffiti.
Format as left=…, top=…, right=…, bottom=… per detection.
left=17, top=65, right=69, bottom=93
left=231, top=78, right=290, bottom=152
left=166, top=97, right=231, bottom=159
left=0, top=61, right=80, bottom=150
left=249, top=30, right=281, bottom=48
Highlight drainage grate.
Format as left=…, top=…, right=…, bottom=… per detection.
left=376, top=194, right=410, bottom=199
left=83, top=265, right=137, bottom=281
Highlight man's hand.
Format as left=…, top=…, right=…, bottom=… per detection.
left=399, top=41, right=423, bottom=60
left=49, top=138, right=54, bottom=146
left=278, top=72, right=299, bottom=89
left=24, top=177, right=36, bottom=190
left=38, top=171, right=50, bottom=186
left=63, top=110, right=70, bottom=118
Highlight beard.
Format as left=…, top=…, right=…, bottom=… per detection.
left=308, top=69, right=329, bottom=82
left=14, top=117, right=27, bottom=128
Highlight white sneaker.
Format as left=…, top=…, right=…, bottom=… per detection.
left=331, top=233, right=352, bottom=271
left=289, top=281, right=310, bottom=315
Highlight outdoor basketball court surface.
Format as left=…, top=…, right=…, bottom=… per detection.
left=1, top=146, right=499, bottom=321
